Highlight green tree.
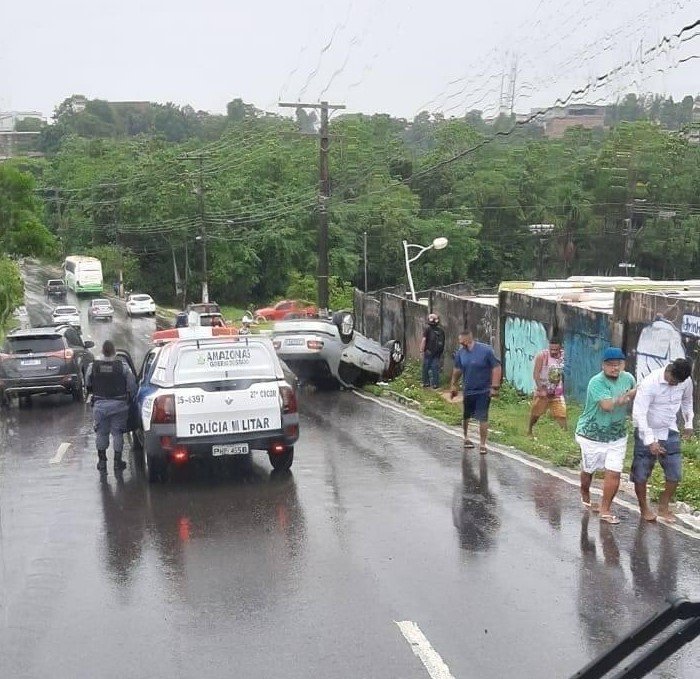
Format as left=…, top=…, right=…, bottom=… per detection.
left=0, top=256, right=24, bottom=330
left=0, top=164, right=55, bottom=256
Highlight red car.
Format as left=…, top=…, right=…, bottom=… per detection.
left=254, top=300, right=317, bottom=322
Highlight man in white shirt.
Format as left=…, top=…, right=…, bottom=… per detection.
left=631, top=358, right=694, bottom=524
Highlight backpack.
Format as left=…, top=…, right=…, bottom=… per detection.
left=428, top=326, right=445, bottom=355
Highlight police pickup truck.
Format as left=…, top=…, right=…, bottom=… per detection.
left=133, top=328, right=299, bottom=482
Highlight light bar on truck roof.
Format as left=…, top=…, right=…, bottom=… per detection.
left=151, top=325, right=240, bottom=345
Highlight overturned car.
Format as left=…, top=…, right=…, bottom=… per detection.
left=271, top=311, right=405, bottom=389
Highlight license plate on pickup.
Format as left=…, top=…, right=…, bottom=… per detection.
left=285, top=338, right=305, bottom=346
left=212, top=443, right=249, bottom=456
left=20, top=359, right=41, bottom=366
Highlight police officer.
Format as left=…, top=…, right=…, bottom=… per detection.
left=85, top=340, right=137, bottom=472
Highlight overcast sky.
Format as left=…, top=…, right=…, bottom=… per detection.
left=2, top=0, right=698, bottom=119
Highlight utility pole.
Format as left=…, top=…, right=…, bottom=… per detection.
left=278, top=100, right=346, bottom=313
left=180, top=153, right=209, bottom=303
left=363, top=230, right=368, bottom=292
left=197, top=155, right=208, bottom=303
left=111, top=184, right=123, bottom=298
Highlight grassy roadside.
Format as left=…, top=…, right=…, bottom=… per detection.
left=367, top=361, right=700, bottom=510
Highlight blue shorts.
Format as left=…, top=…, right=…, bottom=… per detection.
left=463, top=392, right=491, bottom=422
left=630, top=430, right=683, bottom=483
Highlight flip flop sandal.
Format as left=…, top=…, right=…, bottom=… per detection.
left=599, top=514, right=620, bottom=525
left=581, top=500, right=601, bottom=513
left=463, top=440, right=476, bottom=449
left=479, top=446, right=488, bottom=455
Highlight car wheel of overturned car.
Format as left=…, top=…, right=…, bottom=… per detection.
left=384, top=339, right=406, bottom=379
left=268, top=446, right=294, bottom=471
left=255, top=314, right=267, bottom=324
left=332, top=311, right=355, bottom=344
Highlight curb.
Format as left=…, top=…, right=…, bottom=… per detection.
left=369, top=387, right=700, bottom=535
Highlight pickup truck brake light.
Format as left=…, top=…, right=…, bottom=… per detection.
left=280, top=385, right=297, bottom=414
left=152, top=393, right=176, bottom=424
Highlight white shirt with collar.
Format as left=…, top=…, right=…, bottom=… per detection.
left=632, top=366, right=694, bottom=446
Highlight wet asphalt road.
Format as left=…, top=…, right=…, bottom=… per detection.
left=1, top=264, right=699, bottom=679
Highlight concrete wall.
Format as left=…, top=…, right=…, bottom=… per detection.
left=364, top=297, right=381, bottom=342
left=381, top=294, right=405, bottom=346
left=354, top=287, right=500, bottom=368
left=558, top=304, right=612, bottom=403
left=404, top=299, right=428, bottom=359
left=500, top=291, right=612, bottom=401
left=617, top=291, right=700, bottom=416
left=354, top=285, right=700, bottom=407
left=431, top=291, right=500, bottom=365
left=353, top=288, right=366, bottom=335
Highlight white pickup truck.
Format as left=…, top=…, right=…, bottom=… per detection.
left=138, top=334, right=299, bottom=481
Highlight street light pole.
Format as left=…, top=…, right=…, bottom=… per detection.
left=402, top=237, right=449, bottom=302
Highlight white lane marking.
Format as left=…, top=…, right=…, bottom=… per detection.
left=395, top=621, right=456, bottom=679
left=49, top=442, right=72, bottom=465
left=354, top=391, right=700, bottom=540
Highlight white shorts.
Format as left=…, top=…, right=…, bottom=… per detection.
left=576, top=435, right=627, bottom=474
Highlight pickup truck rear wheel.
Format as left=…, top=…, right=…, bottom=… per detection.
left=145, top=452, right=166, bottom=483
left=269, top=446, right=294, bottom=471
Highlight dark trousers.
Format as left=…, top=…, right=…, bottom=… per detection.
left=422, top=352, right=442, bottom=387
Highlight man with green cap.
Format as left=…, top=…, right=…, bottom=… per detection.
left=575, top=347, right=637, bottom=524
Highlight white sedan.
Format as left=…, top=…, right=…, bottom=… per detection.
left=126, top=293, right=156, bottom=317
left=51, top=305, right=81, bottom=327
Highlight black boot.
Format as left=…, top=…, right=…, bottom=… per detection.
left=114, top=452, right=127, bottom=471
left=97, top=450, right=107, bottom=471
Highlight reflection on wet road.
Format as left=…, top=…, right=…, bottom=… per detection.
left=1, top=264, right=698, bottom=678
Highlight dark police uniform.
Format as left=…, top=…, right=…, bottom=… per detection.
left=86, top=356, right=137, bottom=471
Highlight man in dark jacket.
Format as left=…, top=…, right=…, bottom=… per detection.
left=85, top=340, right=137, bottom=473
left=421, top=313, right=446, bottom=388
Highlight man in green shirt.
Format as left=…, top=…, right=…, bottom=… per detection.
left=575, top=347, right=637, bottom=525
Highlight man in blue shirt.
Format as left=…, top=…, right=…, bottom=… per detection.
left=450, top=330, right=502, bottom=454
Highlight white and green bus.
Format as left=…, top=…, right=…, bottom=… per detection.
left=64, top=256, right=104, bottom=295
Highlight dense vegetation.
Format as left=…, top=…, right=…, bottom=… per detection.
left=4, top=93, right=700, bottom=307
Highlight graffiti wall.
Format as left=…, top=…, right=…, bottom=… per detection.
left=635, top=318, right=686, bottom=381
left=504, top=317, right=549, bottom=393
left=560, top=305, right=612, bottom=403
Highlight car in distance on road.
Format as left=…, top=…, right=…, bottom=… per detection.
left=134, top=332, right=299, bottom=482
left=51, top=305, right=81, bottom=327
left=0, top=324, right=95, bottom=406
left=44, top=279, right=67, bottom=300
left=271, top=311, right=405, bottom=389
left=254, top=299, right=317, bottom=322
left=126, top=293, right=156, bottom=317
left=87, top=298, right=114, bottom=322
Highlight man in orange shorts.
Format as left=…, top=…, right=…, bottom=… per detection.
left=528, top=335, right=567, bottom=436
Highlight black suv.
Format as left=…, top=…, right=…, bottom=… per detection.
left=0, top=325, right=95, bottom=406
